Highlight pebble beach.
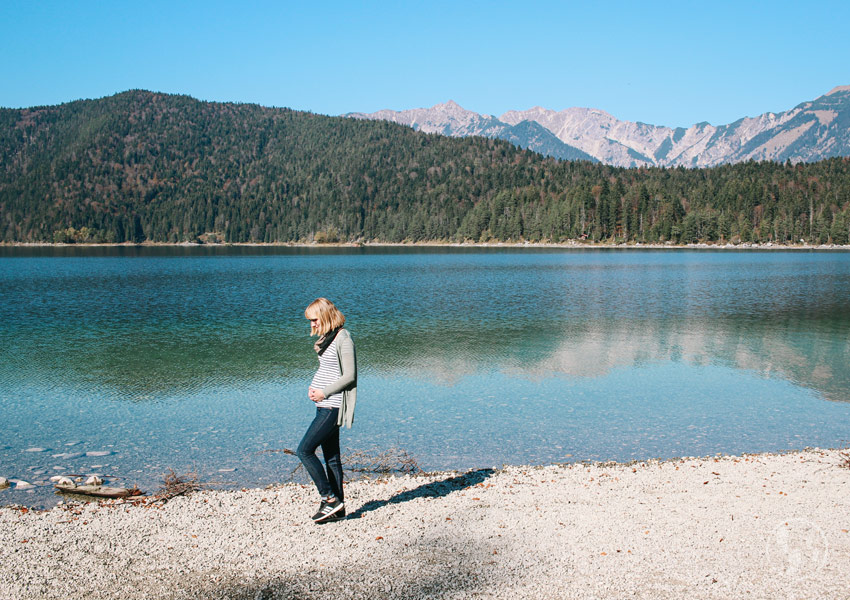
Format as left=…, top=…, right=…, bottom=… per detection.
left=1, top=448, right=848, bottom=600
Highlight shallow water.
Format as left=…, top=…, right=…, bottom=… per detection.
left=1, top=246, right=849, bottom=507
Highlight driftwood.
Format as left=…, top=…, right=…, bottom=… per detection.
left=54, top=484, right=143, bottom=498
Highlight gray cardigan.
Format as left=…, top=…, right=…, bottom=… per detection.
left=319, top=328, right=357, bottom=428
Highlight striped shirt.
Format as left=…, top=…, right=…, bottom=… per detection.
left=311, top=338, right=343, bottom=409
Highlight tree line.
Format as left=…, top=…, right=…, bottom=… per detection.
left=1, top=90, right=849, bottom=245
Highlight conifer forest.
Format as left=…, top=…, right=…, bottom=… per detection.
left=2, top=90, right=849, bottom=245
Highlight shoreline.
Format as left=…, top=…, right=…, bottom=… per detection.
left=4, top=239, right=850, bottom=250
left=2, top=448, right=848, bottom=599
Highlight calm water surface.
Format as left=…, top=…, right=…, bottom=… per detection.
left=1, top=246, right=849, bottom=507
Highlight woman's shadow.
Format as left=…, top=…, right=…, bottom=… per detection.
left=345, top=467, right=495, bottom=519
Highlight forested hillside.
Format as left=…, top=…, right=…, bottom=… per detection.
left=1, top=90, right=849, bottom=244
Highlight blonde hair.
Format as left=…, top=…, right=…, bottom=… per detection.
left=304, top=297, right=345, bottom=336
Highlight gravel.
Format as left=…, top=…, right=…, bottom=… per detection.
left=1, top=448, right=848, bottom=599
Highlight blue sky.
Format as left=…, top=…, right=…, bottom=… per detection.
left=2, top=1, right=848, bottom=127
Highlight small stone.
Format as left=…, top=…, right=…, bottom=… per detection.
left=0, top=477, right=9, bottom=488
left=15, top=480, right=34, bottom=490
left=85, top=476, right=103, bottom=486
left=218, top=468, right=237, bottom=473
left=24, top=447, right=47, bottom=453
left=86, top=451, right=112, bottom=457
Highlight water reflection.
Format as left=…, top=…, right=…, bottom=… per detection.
left=2, top=308, right=847, bottom=406
left=524, top=317, right=849, bottom=403
left=1, top=248, right=848, bottom=403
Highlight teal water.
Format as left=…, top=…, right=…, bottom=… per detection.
left=1, top=246, right=849, bottom=507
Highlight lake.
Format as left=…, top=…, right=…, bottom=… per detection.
left=1, top=246, right=849, bottom=507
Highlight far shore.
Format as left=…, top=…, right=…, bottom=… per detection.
left=4, top=239, right=850, bottom=250
left=2, top=448, right=848, bottom=599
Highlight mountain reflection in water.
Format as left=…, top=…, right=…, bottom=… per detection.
left=1, top=247, right=847, bottom=403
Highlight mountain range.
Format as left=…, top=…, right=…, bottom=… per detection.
left=346, top=86, right=850, bottom=168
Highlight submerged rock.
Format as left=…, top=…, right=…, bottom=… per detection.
left=24, top=448, right=47, bottom=453
left=85, top=451, right=112, bottom=457
left=14, top=480, right=34, bottom=490
left=52, top=452, right=84, bottom=460
left=0, top=477, right=9, bottom=489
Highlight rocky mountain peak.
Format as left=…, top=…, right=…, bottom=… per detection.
left=436, top=99, right=463, bottom=110
left=826, top=85, right=850, bottom=96
left=346, top=86, right=850, bottom=167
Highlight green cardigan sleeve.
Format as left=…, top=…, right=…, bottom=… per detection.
left=320, top=329, right=356, bottom=398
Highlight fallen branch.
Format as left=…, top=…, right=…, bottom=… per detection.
left=261, top=446, right=421, bottom=479
left=343, top=446, right=421, bottom=475
left=150, top=469, right=211, bottom=504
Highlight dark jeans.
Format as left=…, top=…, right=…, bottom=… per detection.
left=296, top=407, right=344, bottom=501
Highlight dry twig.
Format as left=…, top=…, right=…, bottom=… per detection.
left=261, top=446, right=422, bottom=479
left=343, top=446, right=421, bottom=475
left=151, top=469, right=211, bottom=503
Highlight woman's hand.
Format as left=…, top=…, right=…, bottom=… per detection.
left=308, top=387, right=325, bottom=403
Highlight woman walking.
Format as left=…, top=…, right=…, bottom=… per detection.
left=296, top=298, right=357, bottom=523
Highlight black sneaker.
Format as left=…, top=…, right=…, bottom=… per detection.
left=312, top=497, right=344, bottom=522
left=317, top=507, right=346, bottom=524
left=311, top=499, right=328, bottom=521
